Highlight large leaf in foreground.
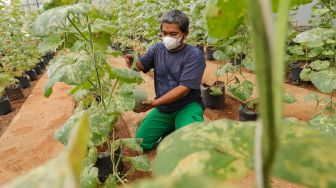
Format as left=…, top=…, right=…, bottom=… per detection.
left=45, top=51, right=94, bottom=97
left=153, top=120, right=255, bottom=180
left=205, top=0, right=247, bottom=39
left=311, top=69, right=336, bottom=93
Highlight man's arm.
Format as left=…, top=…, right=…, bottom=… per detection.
left=123, top=54, right=145, bottom=72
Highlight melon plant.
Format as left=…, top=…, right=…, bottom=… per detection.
left=133, top=87, right=148, bottom=111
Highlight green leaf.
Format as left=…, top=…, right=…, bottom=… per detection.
left=106, top=84, right=136, bottom=113
left=44, top=51, right=95, bottom=97
left=299, top=67, right=315, bottom=81
left=33, top=3, right=92, bottom=36
left=88, top=105, right=118, bottom=146
left=129, top=175, right=237, bottom=188
left=215, top=63, right=239, bottom=76
left=242, top=56, right=254, bottom=71
left=153, top=120, right=255, bottom=180
left=38, top=33, right=64, bottom=54
left=304, top=92, right=328, bottom=102
left=272, top=0, right=313, bottom=12
left=101, top=175, right=116, bottom=188
left=213, top=50, right=227, bottom=60
left=113, top=138, right=143, bottom=153
left=309, top=115, right=336, bottom=137
left=228, top=80, right=253, bottom=101
left=80, top=148, right=100, bottom=188
left=287, top=45, right=304, bottom=56
left=273, top=136, right=336, bottom=188
left=311, top=69, right=336, bottom=93
left=108, top=67, right=144, bottom=84
left=54, top=105, right=86, bottom=145
left=67, top=111, right=90, bottom=183
left=283, top=92, right=297, bottom=104
left=205, top=0, right=247, bottom=39
left=90, top=19, right=118, bottom=35
left=125, top=155, right=151, bottom=172
left=310, top=60, right=330, bottom=71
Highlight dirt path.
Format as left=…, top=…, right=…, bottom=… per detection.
left=0, top=79, right=39, bottom=137
left=0, top=73, right=75, bottom=185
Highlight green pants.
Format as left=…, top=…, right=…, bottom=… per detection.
left=135, top=102, right=204, bottom=150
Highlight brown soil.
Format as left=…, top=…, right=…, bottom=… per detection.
left=204, top=94, right=240, bottom=121
left=0, top=79, right=39, bottom=137
left=0, top=73, right=74, bottom=185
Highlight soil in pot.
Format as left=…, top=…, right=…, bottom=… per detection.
left=201, top=81, right=225, bottom=109
left=34, top=65, right=43, bottom=75
left=94, top=147, right=123, bottom=183
left=205, top=46, right=216, bottom=61
left=14, top=75, right=31, bottom=89
left=289, top=62, right=305, bottom=85
left=25, top=69, right=38, bottom=81
left=0, top=96, right=13, bottom=115
left=239, top=104, right=258, bottom=121
left=5, top=83, right=24, bottom=101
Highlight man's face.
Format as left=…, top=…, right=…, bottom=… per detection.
left=161, top=23, right=188, bottom=40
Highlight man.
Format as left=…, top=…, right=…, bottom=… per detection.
left=124, top=10, right=206, bottom=150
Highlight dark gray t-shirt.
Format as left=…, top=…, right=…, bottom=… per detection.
left=139, top=42, right=206, bottom=113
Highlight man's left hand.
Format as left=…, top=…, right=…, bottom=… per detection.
left=134, top=100, right=158, bottom=113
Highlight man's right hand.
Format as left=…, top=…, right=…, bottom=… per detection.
left=123, top=54, right=133, bottom=68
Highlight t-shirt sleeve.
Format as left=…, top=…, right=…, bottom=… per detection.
left=179, top=50, right=206, bottom=90
left=139, top=44, right=157, bottom=73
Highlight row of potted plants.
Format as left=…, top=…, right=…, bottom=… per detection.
left=0, top=1, right=54, bottom=115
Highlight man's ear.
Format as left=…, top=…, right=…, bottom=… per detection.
left=183, top=31, right=189, bottom=40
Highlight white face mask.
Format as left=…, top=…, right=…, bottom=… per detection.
left=162, top=35, right=183, bottom=50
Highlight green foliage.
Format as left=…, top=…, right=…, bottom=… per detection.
left=210, top=85, right=224, bottom=96
left=44, top=51, right=95, bottom=97
left=33, top=3, right=93, bottom=36
left=283, top=92, right=297, bottom=104
left=153, top=118, right=336, bottom=188
left=129, top=175, right=237, bottom=188
left=38, top=33, right=64, bottom=54
left=228, top=80, right=253, bottom=101
left=125, top=156, right=152, bottom=172
left=154, top=120, right=255, bottom=180
left=205, top=0, right=247, bottom=39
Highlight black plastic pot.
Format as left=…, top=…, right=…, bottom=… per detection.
left=205, top=46, right=216, bottom=61
left=94, top=148, right=122, bottom=183
left=123, top=47, right=134, bottom=55
left=230, top=59, right=242, bottom=66
left=201, top=81, right=225, bottom=109
left=34, top=65, right=43, bottom=75
left=239, top=104, right=258, bottom=121
left=289, top=63, right=303, bottom=85
left=0, top=95, right=13, bottom=115
left=196, top=45, right=204, bottom=54
left=5, top=83, right=24, bottom=101
left=25, top=69, right=38, bottom=81
left=37, top=62, right=46, bottom=70
left=15, top=76, right=31, bottom=89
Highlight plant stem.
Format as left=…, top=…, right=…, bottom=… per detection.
left=87, top=21, right=106, bottom=110
left=67, top=15, right=90, bottom=42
